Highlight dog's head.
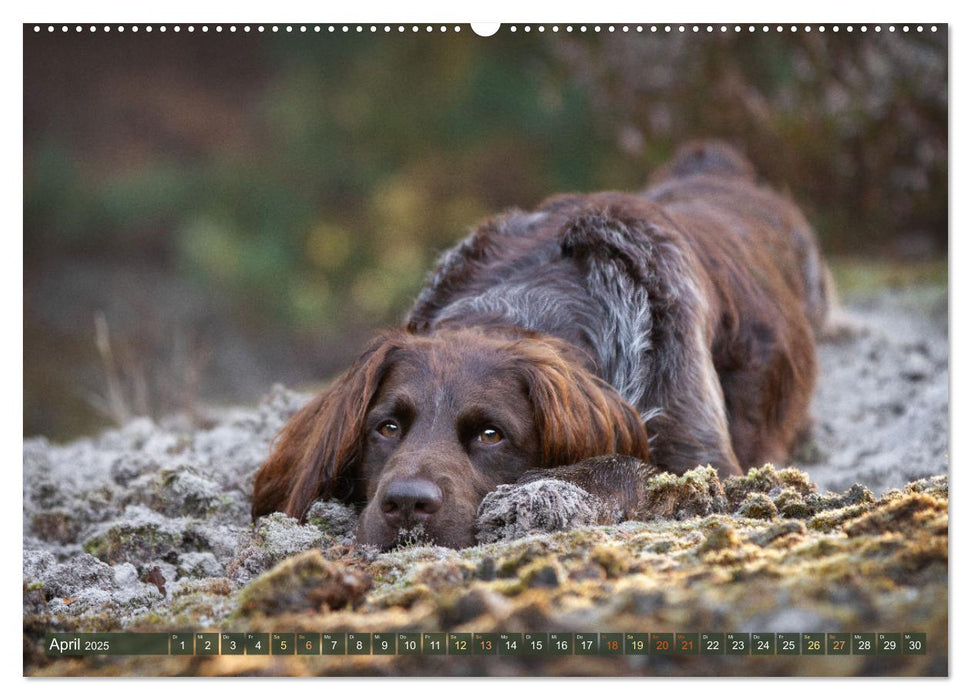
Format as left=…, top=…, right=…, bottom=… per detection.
left=251, top=328, right=650, bottom=549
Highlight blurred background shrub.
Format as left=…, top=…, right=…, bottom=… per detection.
left=23, top=26, right=947, bottom=439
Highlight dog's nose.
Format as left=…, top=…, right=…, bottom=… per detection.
left=380, top=478, right=443, bottom=526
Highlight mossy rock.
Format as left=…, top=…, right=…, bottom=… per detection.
left=735, top=492, right=778, bottom=520
left=235, top=550, right=371, bottom=618
left=27, top=470, right=949, bottom=677
left=640, top=466, right=727, bottom=519
left=83, top=521, right=185, bottom=565
left=30, top=509, right=83, bottom=544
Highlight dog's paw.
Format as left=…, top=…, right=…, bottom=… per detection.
left=474, top=479, right=620, bottom=544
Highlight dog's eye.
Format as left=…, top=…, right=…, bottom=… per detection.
left=477, top=427, right=503, bottom=445
left=377, top=420, right=400, bottom=438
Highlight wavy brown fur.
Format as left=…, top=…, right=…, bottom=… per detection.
left=252, top=140, right=832, bottom=549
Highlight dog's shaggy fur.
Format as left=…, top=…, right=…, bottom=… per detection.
left=252, top=141, right=833, bottom=549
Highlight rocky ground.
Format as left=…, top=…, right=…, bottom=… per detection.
left=22, top=286, right=949, bottom=677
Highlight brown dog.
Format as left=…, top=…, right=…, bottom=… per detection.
left=252, top=141, right=833, bottom=549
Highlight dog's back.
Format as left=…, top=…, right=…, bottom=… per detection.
left=641, top=141, right=834, bottom=468
left=648, top=140, right=758, bottom=184
left=645, top=141, right=833, bottom=334
left=407, top=141, right=830, bottom=475
left=254, top=141, right=837, bottom=541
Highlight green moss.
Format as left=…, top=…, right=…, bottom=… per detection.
left=790, top=537, right=846, bottom=558
left=697, top=521, right=742, bottom=554
left=806, top=484, right=876, bottom=513
left=518, top=559, right=563, bottom=588
left=723, top=464, right=783, bottom=508
left=29, top=471, right=949, bottom=677
left=748, top=520, right=807, bottom=547
left=588, top=544, right=633, bottom=578
left=495, top=541, right=553, bottom=577
left=774, top=488, right=814, bottom=519
left=809, top=503, right=871, bottom=531
left=489, top=578, right=527, bottom=597
left=370, top=583, right=432, bottom=609
left=776, top=468, right=816, bottom=494
left=843, top=493, right=946, bottom=537
left=82, top=522, right=183, bottom=565
left=412, top=560, right=475, bottom=590
left=905, top=475, right=948, bottom=499
left=234, top=550, right=371, bottom=618
left=735, top=493, right=778, bottom=520
left=641, top=466, right=727, bottom=520
left=641, top=539, right=676, bottom=554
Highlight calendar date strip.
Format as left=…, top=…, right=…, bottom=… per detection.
left=45, top=631, right=927, bottom=657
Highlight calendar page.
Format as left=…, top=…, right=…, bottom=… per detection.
left=22, top=18, right=948, bottom=678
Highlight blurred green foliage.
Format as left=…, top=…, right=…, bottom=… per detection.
left=26, top=32, right=625, bottom=333
left=25, top=28, right=946, bottom=333
left=23, top=27, right=947, bottom=438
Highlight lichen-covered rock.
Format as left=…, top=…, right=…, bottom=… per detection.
left=23, top=461, right=950, bottom=678
left=29, top=508, right=83, bottom=544
left=110, top=452, right=165, bottom=488
left=735, top=492, right=778, bottom=519
left=82, top=505, right=189, bottom=565
left=696, top=520, right=742, bottom=553
left=808, top=503, right=872, bottom=531
left=720, top=465, right=878, bottom=524
left=22, top=291, right=949, bottom=677
left=255, top=512, right=329, bottom=555
left=639, top=466, right=727, bottom=519
left=475, top=479, right=612, bottom=544
left=23, top=550, right=56, bottom=582
left=723, top=464, right=814, bottom=509
left=773, top=488, right=814, bottom=518
left=125, top=465, right=228, bottom=518
left=25, top=473, right=949, bottom=677
left=904, top=475, right=948, bottom=498
left=224, top=512, right=339, bottom=584
left=588, top=543, right=633, bottom=578
left=306, top=499, right=358, bottom=537
left=177, top=552, right=224, bottom=579
left=42, top=553, right=116, bottom=598
left=775, top=468, right=817, bottom=494
left=235, top=550, right=371, bottom=618
left=22, top=550, right=165, bottom=624
left=746, top=519, right=808, bottom=547
left=843, top=492, right=947, bottom=538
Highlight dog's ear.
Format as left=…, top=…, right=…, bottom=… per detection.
left=512, top=336, right=651, bottom=468
left=251, top=333, right=403, bottom=521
